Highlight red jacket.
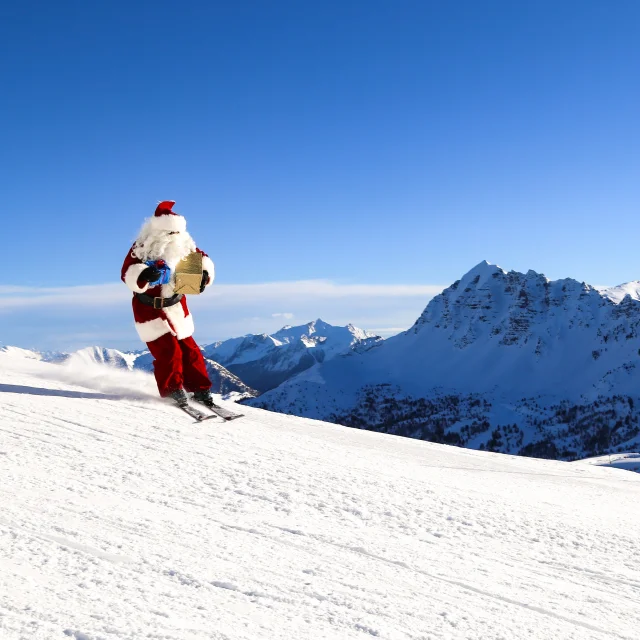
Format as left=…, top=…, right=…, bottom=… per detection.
left=121, top=246, right=215, bottom=344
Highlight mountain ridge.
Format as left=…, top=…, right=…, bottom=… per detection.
left=250, top=262, right=640, bottom=461
left=203, top=319, right=382, bottom=393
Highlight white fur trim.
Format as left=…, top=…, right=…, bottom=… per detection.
left=124, top=263, right=150, bottom=294
left=161, top=282, right=176, bottom=298
left=201, top=256, right=215, bottom=286
left=148, top=214, right=187, bottom=233
left=165, top=303, right=195, bottom=340
left=135, top=318, right=174, bottom=343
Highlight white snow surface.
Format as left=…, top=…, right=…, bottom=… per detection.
left=577, top=453, right=640, bottom=473
left=1, top=354, right=640, bottom=640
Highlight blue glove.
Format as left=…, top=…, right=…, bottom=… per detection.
left=144, top=260, right=172, bottom=286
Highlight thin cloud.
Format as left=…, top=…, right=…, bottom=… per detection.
left=1, top=280, right=445, bottom=349
left=0, top=284, right=126, bottom=311
left=0, top=280, right=445, bottom=312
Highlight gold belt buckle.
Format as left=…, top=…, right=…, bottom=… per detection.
left=153, top=297, right=164, bottom=309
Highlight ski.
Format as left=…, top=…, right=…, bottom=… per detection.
left=175, top=402, right=218, bottom=423
left=194, top=401, right=244, bottom=421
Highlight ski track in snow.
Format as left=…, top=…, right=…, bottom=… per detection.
left=1, top=355, right=640, bottom=639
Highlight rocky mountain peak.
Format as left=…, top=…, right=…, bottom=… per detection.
left=411, top=263, right=640, bottom=352
left=457, top=260, right=505, bottom=287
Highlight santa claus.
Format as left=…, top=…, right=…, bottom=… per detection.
left=121, top=201, right=216, bottom=408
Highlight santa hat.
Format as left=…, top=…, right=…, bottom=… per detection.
left=149, top=200, right=187, bottom=233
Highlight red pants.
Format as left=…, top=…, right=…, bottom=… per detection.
left=146, top=334, right=212, bottom=397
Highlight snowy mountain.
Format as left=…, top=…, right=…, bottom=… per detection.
left=0, top=345, right=125, bottom=366
left=203, top=319, right=382, bottom=393
left=1, top=351, right=639, bottom=639
left=0, top=346, right=46, bottom=360
left=598, top=281, right=640, bottom=304
left=251, top=262, right=640, bottom=461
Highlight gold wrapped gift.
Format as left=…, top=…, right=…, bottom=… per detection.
left=174, top=252, right=203, bottom=295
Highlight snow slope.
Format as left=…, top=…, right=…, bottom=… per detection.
left=578, top=453, right=640, bottom=473
left=1, top=354, right=640, bottom=639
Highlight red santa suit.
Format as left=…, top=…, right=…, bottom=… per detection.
left=121, top=201, right=216, bottom=398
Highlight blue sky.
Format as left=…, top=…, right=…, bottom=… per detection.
left=1, top=1, right=639, bottom=350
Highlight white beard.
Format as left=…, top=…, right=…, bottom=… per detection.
left=133, top=220, right=197, bottom=269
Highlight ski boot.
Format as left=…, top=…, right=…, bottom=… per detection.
left=169, top=388, right=189, bottom=408
left=192, top=389, right=217, bottom=409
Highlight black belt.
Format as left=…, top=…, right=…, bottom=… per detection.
left=135, top=293, right=184, bottom=309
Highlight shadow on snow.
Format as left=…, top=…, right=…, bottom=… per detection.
left=0, top=384, right=143, bottom=401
